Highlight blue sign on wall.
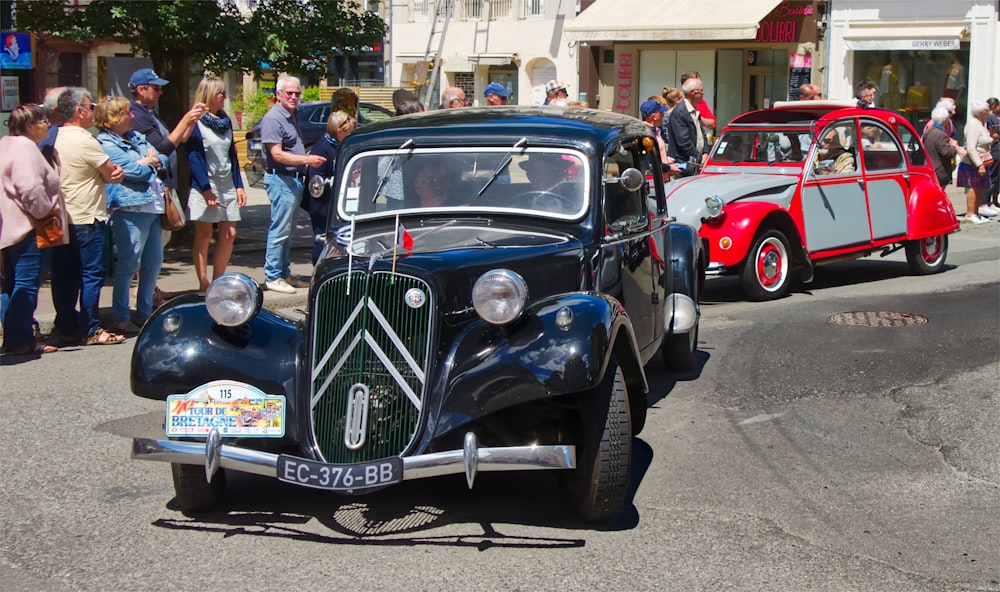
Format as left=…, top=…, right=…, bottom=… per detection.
left=1, top=32, right=32, bottom=70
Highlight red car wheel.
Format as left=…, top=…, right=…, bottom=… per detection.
left=741, top=229, right=792, bottom=300
left=905, top=234, right=948, bottom=275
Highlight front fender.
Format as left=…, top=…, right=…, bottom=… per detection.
left=432, top=293, right=645, bottom=436
left=701, top=201, right=793, bottom=268
left=907, top=175, right=960, bottom=238
left=130, top=294, right=303, bottom=401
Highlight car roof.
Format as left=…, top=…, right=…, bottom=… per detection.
left=342, top=106, right=649, bottom=151
left=726, top=101, right=904, bottom=128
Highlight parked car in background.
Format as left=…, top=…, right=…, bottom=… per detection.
left=244, top=100, right=393, bottom=186
left=130, top=106, right=703, bottom=524
left=664, top=101, right=960, bottom=300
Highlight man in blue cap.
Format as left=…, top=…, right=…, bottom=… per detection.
left=639, top=99, right=681, bottom=178
left=484, top=82, right=511, bottom=106
left=128, top=68, right=206, bottom=195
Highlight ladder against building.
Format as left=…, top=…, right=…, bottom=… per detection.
left=421, top=1, right=452, bottom=107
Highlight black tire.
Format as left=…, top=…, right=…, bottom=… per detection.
left=563, top=361, right=632, bottom=523
left=661, top=324, right=698, bottom=372
left=905, top=235, right=948, bottom=275
left=170, top=463, right=226, bottom=512
left=740, top=229, right=792, bottom=301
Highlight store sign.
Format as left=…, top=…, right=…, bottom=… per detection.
left=755, top=1, right=813, bottom=44
left=844, top=38, right=961, bottom=51
left=615, top=52, right=634, bottom=115
left=1, top=32, right=33, bottom=70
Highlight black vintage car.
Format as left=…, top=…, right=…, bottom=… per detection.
left=131, top=106, right=702, bottom=523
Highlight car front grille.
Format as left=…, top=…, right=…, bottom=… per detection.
left=309, top=270, right=432, bottom=463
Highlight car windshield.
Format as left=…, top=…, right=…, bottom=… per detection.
left=336, top=147, right=589, bottom=221
left=711, top=129, right=814, bottom=165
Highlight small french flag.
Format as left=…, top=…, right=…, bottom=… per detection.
left=395, top=220, right=413, bottom=251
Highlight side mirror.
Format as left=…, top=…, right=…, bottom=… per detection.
left=308, top=175, right=333, bottom=198
left=619, top=168, right=645, bottom=192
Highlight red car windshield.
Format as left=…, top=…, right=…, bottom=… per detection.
left=711, top=129, right=814, bottom=166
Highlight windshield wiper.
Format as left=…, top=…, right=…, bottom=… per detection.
left=478, top=137, right=527, bottom=196
left=371, top=139, right=415, bottom=203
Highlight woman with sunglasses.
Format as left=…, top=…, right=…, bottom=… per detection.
left=0, top=104, right=67, bottom=355
left=186, top=76, right=247, bottom=291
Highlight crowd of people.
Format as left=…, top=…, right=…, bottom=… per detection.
left=4, top=69, right=998, bottom=355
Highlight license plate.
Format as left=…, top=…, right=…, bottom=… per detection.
left=277, top=455, right=402, bottom=491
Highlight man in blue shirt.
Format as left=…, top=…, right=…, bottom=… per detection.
left=259, top=75, right=326, bottom=294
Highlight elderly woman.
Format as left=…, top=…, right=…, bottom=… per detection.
left=186, top=76, right=247, bottom=291
left=921, top=106, right=960, bottom=189
left=0, top=104, right=67, bottom=355
left=95, top=96, right=168, bottom=333
left=303, top=111, right=355, bottom=263
left=958, top=100, right=994, bottom=224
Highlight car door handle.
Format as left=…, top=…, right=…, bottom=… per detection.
left=857, top=178, right=865, bottom=187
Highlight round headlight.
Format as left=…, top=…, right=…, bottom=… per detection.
left=472, top=269, right=527, bottom=325
left=705, top=195, right=725, bottom=219
left=205, top=274, right=262, bottom=327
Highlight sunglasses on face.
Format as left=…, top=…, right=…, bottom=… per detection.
left=282, top=90, right=302, bottom=97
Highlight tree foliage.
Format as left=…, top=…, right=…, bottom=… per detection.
left=15, top=0, right=386, bottom=118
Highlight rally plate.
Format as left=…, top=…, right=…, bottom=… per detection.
left=277, top=455, right=402, bottom=491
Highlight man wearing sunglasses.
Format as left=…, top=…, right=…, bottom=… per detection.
left=259, top=75, right=327, bottom=294
left=128, top=68, right=206, bottom=193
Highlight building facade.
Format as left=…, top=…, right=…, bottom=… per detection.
left=566, top=0, right=824, bottom=129
left=826, top=0, right=999, bottom=133
left=387, top=0, right=581, bottom=107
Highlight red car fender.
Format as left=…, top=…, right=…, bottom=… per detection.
left=906, top=175, right=960, bottom=238
left=700, top=201, right=795, bottom=268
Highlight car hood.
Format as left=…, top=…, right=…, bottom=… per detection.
left=663, top=173, right=799, bottom=229
left=318, top=220, right=585, bottom=309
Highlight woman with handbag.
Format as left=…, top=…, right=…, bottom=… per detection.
left=958, top=100, right=995, bottom=224
left=186, top=77, right=246, bottom=292
left=95, top=96, right=168, bottom=334
left=0, top=104, right=67, bottom=355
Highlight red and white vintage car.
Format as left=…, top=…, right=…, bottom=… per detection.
left=665, top=101, right=960, bottom=300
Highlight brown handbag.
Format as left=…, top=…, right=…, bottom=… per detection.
left=977, top=149, right=994, bottom=167
left=33, top=213, right=64, bottom=249
left=162, top=189, right=186, bottom=231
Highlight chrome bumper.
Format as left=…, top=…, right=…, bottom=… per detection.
left=131, top=430, right=576, bottom=489
left=705, top=262, right=728, bottom=276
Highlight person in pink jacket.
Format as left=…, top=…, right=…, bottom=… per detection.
left=0, top=104, right=68, bottom=355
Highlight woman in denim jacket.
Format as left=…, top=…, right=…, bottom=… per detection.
left=95, top=96, right=168, bottom=333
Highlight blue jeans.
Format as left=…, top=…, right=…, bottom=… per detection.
left=54, top=221, right=109, bottom=338
left=110, top=210, right=163, bottom=322
left=1, top=233, right=42, bottom=351
left=263, top=173, right=303, bottom=282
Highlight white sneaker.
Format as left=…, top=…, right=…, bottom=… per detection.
left=978, top=204, right=999, bottom=217
left=964, top=214, right=990, bottom=224
left=265, top=278, right=297, bottom=294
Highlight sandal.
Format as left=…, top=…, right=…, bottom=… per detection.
left=2, top=342, right=59, bottom=355
left=82, top=328, right=126, bottom=346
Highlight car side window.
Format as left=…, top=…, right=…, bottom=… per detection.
left=896, top=123, right=927, bottom=166
left=859, top=121, right=905, bottom=172
left=603, top=144, right=647, bottom=233
left=813, top=123, right=857, bottom=176
left=310, top=106, right=330, bottom=125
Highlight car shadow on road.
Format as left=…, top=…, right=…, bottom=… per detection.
left=147, top=452, right=659, bottom=547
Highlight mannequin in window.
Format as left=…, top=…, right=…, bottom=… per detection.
left=879, top=55, right=906, bottom=112
left=942, top=52, right=966, bottom=101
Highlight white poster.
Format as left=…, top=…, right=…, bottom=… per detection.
left=2, top=76, right=19, bottom=111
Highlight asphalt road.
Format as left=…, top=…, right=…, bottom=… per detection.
left=1, top=224, right=997, bottom=592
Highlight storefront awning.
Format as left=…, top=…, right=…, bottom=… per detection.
left=395, top=52, right=435, bottom=64
left=843, top=24, right=968, bottom=51
left=467, top=53, right=518, bottom=66
left=565, top=0, right=781, bottom=42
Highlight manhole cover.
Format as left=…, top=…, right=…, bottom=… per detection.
left=829, top=311, right=928, bottom=327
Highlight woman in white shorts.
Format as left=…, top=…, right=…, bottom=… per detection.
left=186, top=76, right=247, bottom=291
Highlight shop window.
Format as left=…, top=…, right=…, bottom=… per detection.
left=852, top=46, right=970, bottom=132
left=488, top=64, right=518, bottom=102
